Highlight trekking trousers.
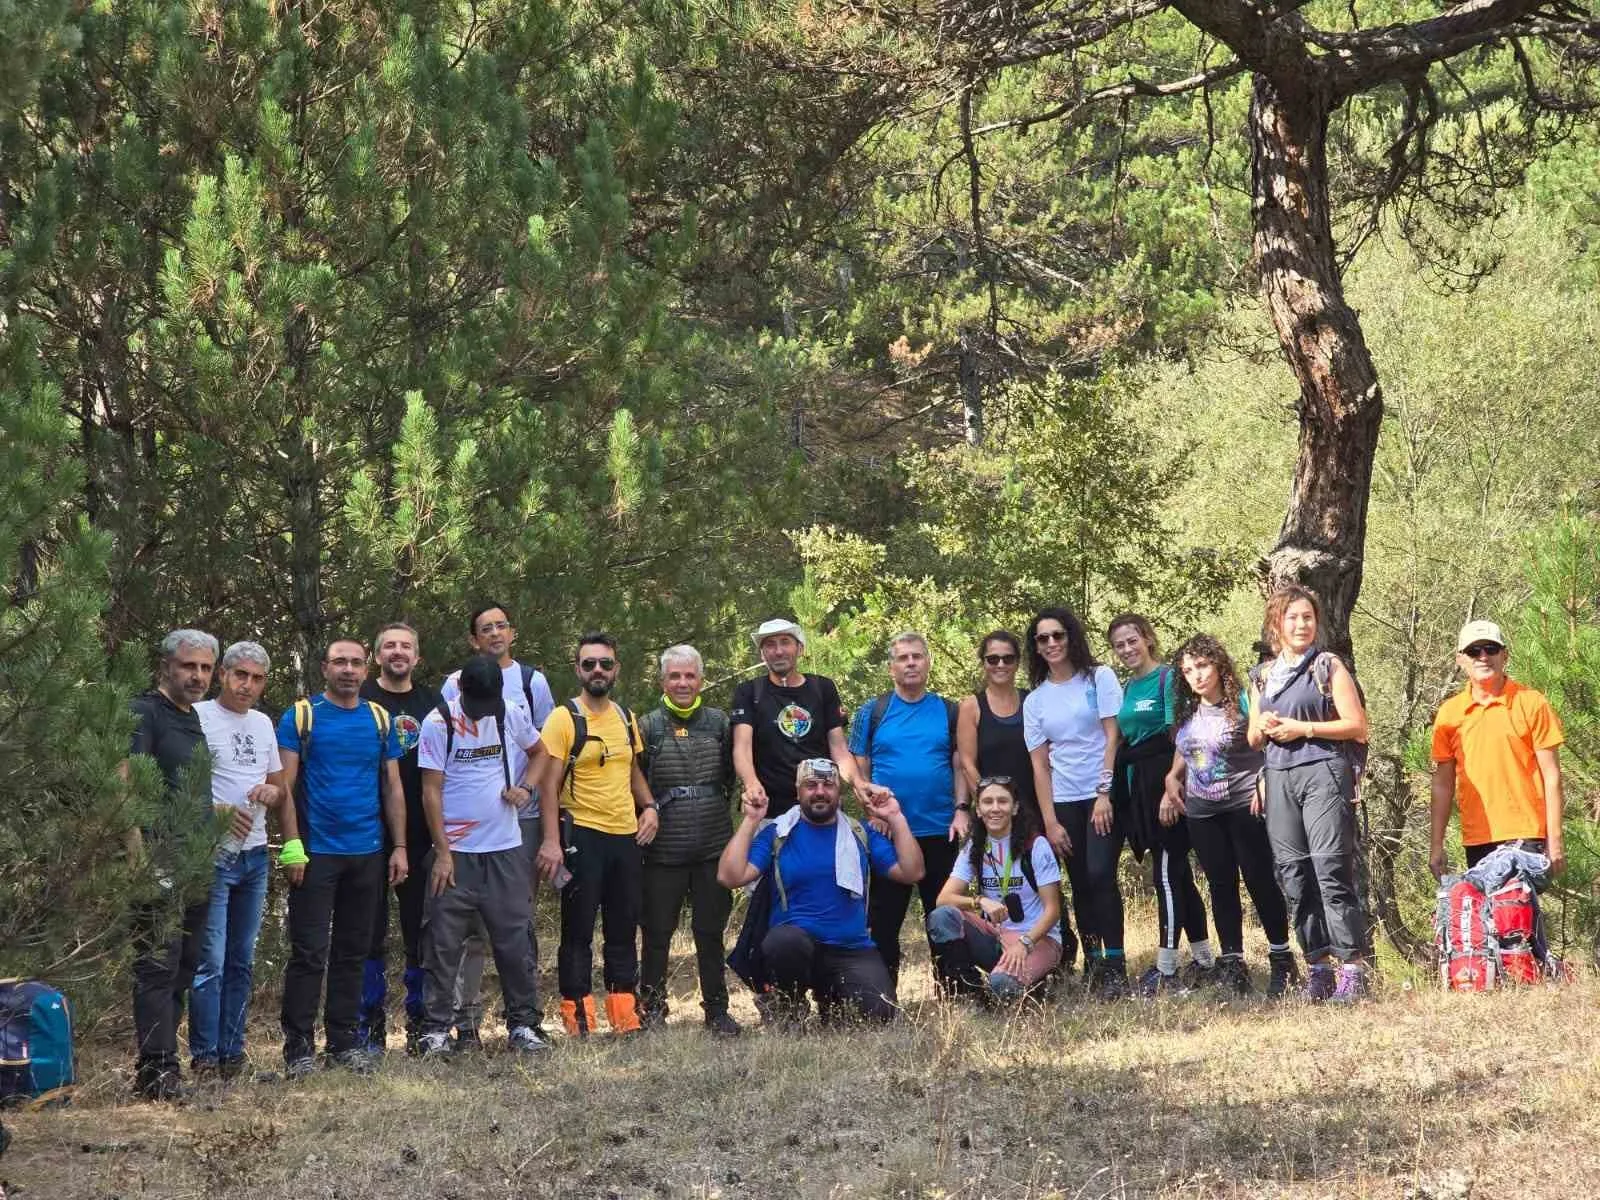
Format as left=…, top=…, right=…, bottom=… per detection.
left=453, top=815, right=543, bottom=1030
left=1054, top=800, right=1126, bottom=955
left=420, top=846, right=541, bottom=1033
left=1263, top=758, right=1366, bottom=963
left=557, top=824, right=642, bottom=999
left=281, top=850, right=385, bottom=1062
left=639, top=857, right=732, bottom=1018
left=760, top=925, right=896, bottom=1023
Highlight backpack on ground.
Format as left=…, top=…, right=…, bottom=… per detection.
left=1434, top=873, right=1546, bottom=990
left=1487, top=877, right=1541, bottom=985
left=0, top=980, right=75, bottom=1105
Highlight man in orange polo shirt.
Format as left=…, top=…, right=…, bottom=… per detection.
left=1428, top=619, right=1565, bottom=881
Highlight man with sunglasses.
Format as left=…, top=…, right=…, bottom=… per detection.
left=1429, top=620, right=1566, bottom=879
left=536, top=632, right=653, bottom=1036
left=718, top=758, right=923, bottom=1025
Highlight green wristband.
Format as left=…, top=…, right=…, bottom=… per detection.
left=278, top=838, right=309, bottom=867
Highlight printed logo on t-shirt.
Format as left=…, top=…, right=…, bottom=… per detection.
left=444, top=817, right=482, bottom=845
left=777, top=703, right=814, bottom=740
left=394, top=713, right=423, bottom=753
left=229, top=730, right=260, bottom=766
left=1133, top=698, right=1159, bottom=714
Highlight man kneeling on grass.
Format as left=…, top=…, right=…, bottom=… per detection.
left=416, top=655, right=552, bottom=1056
left=718, top=759, right=923, bottom=1025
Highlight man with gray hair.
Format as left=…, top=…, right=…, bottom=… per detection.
left=849, top=631, right=969, bottom=987
left=637, top=645, right=739, bottom=1035
left=191, top=641, right=286, bottom=1078
left=124, top=628, right=218, bottom=1100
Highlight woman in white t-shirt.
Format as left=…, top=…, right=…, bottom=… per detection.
left=928, top=777, right=1062, bottom=1001
left=1022, top=606, right=1127, bottom=998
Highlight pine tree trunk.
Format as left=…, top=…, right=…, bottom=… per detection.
left=1249, top=73, right=1384, bottom=662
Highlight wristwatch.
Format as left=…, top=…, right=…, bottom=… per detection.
left=1018, top=934, right=1034, bottom=950
left=955, top=800, right=972, bottom=812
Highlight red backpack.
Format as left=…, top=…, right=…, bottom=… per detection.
left=1434, top=874, right=1543, bottom=990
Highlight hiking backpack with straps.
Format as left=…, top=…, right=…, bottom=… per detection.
left=290, top=698, right=393, bottom=823
left=1248, top=651, right=1369, bottom=785
left=435, top=700, right=513, bottom=793
left=771, top=815, right=873, bottom=912
left=1435, top=872, right=1545, bottom=990
left=561, top=698, right=640, bottom=799
left=862, top=691, right=959, bottom=754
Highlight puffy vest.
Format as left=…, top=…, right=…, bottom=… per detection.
left=639, top=705, right=734, bottom=865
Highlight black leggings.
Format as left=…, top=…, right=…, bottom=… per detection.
left=867, top=835, right=960, bottom=986
left=1054, top=801, right=1125, bottom=954
left=1187, top=808, right=1290, bottom=956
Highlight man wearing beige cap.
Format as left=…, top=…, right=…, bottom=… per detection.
left=730, top=619, right=877, bottom=820
left=1429, top=619, right=1566, bottom=879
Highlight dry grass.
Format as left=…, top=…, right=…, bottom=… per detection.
left=6, top=921, right=1600, bottom=1200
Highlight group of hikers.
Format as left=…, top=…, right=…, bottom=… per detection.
left=123, top=589, right=1569, bottom=1100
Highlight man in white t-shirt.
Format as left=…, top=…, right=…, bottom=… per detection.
left=192, top=641, right=286, bottom=1077
left=439, top=601, right=556, bottom=1045
left=417, top=655, right=552, bottom=1055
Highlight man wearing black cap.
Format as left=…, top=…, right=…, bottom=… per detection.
left=415, top=655, right=551, bottom=1055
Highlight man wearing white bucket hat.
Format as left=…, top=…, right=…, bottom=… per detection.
left=731, top=619, right=877, bottom=819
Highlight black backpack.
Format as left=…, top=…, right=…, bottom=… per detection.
left=862, top=691, right=958, bottom=754
left=435, top=700, right=513, bottom=793
left=562, top=698, right=640, bottom=800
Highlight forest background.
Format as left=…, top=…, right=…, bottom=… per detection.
left=3, top=0, right=1600, bottom=1009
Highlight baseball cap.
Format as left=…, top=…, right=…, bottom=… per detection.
left=752, top=618, right=806, bottom=650
left=458, top=653, right=504, bottom=720
left=1456, top=619, right=1506, bottom=653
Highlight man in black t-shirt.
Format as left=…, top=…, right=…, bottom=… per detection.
left=357, top=622, right=437, bottom=1054
left=730, top=619, right=877, bottom=818
left=124, top=628, right=221, bottom=1101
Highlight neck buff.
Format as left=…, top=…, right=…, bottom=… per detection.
left=662, top=692, right=703, bottom=720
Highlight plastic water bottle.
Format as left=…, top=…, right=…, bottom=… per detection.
left=217, top=798, right=265, bottom=869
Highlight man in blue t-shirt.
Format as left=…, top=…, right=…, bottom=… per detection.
left=718, top=759, right=924, bottom=1024
left=277, top=637, right=407, bottom=1076
left=849, top=632, right=969, bottom=986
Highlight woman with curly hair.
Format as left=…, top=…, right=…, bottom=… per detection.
left=927, top=776, right=1063, bottom=1001
left=1022, top=606, right=1127, bottom=998
left=1164, top=634, right=1296, bottom=997
left=1248, top=586, right=1371, bottom=1002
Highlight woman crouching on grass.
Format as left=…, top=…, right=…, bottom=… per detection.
left=1165, top=634, right=1297, bottom=997
left=926, top=777, right=1063, bottom=1003
left=1248, top=586, right=1371, bottom=1002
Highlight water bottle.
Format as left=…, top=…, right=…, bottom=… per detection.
left=217, top=798, right=265, bottom=869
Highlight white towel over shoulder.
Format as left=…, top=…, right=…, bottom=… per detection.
left=772, top=809, right=866, bottom=898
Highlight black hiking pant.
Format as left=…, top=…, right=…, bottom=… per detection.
left=281, top=851, right=385, bottom=1062
left=867, top=834, right=960, bottom=985
left=557, top=825, right=642, bottom=999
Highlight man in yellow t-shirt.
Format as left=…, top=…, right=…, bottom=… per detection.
left=1429, top=619, right=1566, bottom=881
left=537, top=631, right=656, bottom=1036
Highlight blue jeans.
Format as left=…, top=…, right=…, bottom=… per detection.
left=189, top=846, right=269, bottom=1063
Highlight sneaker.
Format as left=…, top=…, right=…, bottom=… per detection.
left=1330, top=964, right=1370, bottom=1004
left=284, top=1055, right=318, bottom=1081
left=1215, top=956, right=1251, bottom=996
left=189, top=1056, right=219, bottom=1083
left=507, top=1025, right=554, bottom=1053
left=1179, top=960, right=1217, bottom=990
left=452, top=1026, right=483, bottom=1052
left=1266, top=950, right=1301, bottom=999
left=331, top=1047, right=378, bottom=1075
left=1304, top=963, right=1337, bottom=1002
left=704, top=1010, right=742, bottom=1038
left=640, top=1005, right=668, bottom=1033
left=417, top=1031, right=452, bottom=1060
left=1136, top=966, right=1184, bottom=999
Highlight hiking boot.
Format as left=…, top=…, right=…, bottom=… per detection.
left=1330, top=964, right=1370, bottom=1005
left=560, top=996, right=599, bottom=1038
left=284, top=1054, right=318, bottom=1081
left=1136, top=966, right=1185, bottom=999
left=1266, top=950, right=1301, bottom=999
left=417, top=1031, right=452, bottom=1060
left=1215, top=956, right=1251, bottom=996
left=640, top=1004, right=668, bottom=1033
left=331, top=1047, right=378, bottom=1075
left=217, top=1056, right=247, bottom=1083
left=189, top=1056, right=220, bottom=1084
left=134, top=1058, right=186, bottom=1103
left=1179, top=960, right=1217, bottom=991
left=604, top=990, right=643, bottom=1035
left=452, top=1026, right=483, bottom=1053
left=507, top=1025, right=553, bottom=1054
left=1304, top=963, right=1337, bottom=1002
left=704, top=1010, right=742, bottom=1038
left=1093, top=960, right=1130, bottom=1001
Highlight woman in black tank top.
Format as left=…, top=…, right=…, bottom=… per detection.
left=958, top=630, right=1079, bottom=970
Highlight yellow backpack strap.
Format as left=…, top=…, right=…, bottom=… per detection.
left=293, top=698, right=314, bottom=752
left=366, top=700, right=391, bottom=740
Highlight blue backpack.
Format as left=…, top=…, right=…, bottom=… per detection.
left=0, top=980, right=76, bottom=1103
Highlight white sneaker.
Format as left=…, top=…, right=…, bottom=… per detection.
left=507, top=1025, right=553, bottom=1053
left=417, top=1031, right=452, bottom=1059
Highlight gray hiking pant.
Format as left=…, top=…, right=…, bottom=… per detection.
left=1263, top=757, right=1366, bottom=963
left=423, top=845, right=540, bottom=1033
left=451, top=816, right=541, bottom=1030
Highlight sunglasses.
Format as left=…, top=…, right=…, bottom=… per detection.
left=1034, top=630, right=1067, bottom=644
left=1462, top=643, right=1504, bottom=659
left=579, top=657, right=617, bottom=671
left=800, top=758, right=839, bottom=781
left=976, top=775, right=1014, bottom=789
left=983, top=653, right=1019, bottom=666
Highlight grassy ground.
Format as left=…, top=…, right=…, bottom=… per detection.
left=6, top=922, right=1599, bottom=1199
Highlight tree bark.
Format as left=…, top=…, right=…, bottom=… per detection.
left=1249, top=71, right=1385, bottom=662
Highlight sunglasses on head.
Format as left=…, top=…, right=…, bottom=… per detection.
left=579, top=657, right=617, bottom=671
left=1462, top=643, right=1504, bottom=659
left=976, top=775, right=1014, bottom=790
left=801, top=758, right=839, bottom=781
left=983, top=652, right=1018, bottom=666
